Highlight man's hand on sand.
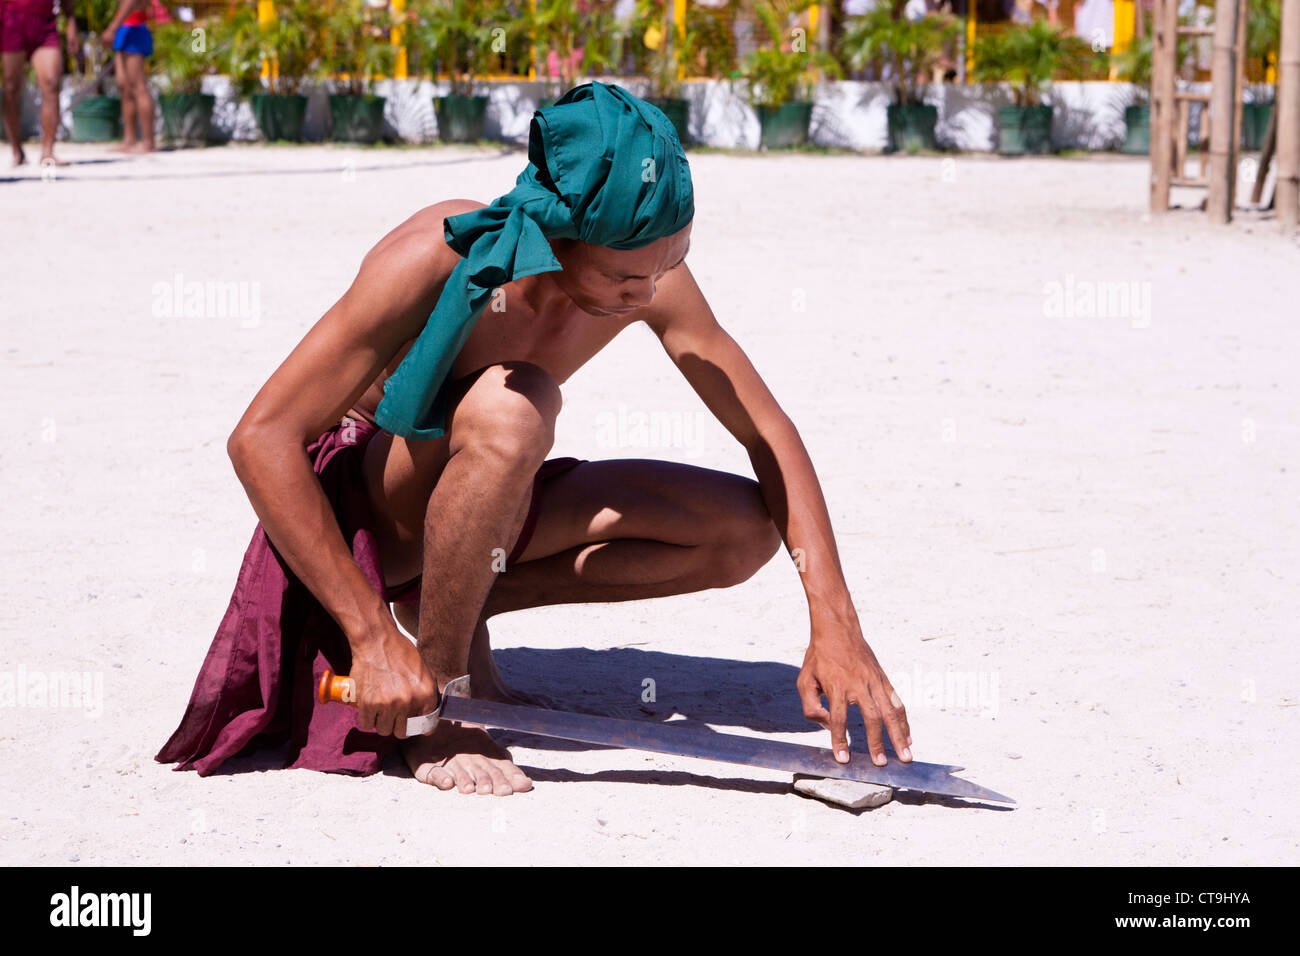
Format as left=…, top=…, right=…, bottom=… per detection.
left=351, top=633, right=440, bottom=738
left=797, top=629, right=912, bottom=767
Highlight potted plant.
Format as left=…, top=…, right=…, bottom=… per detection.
left=318, top=0, right=395, bottom=144
left=152, top=18, right=219, bottom=146
left=971, top=20, right=1095, bottom=155
left=70, top=0, right=123, bottom=141
left=409, top=0, right=510, bottom=142
left=839, top=4, right=961, bottom=152
left=1244, top=0, right=1280, bottom=151
left=253, top=0, right=326, bottom=141
left=216, top=1, right=266, bottom=106
left=738, top=0, right=842, bottom=149
left=529, top=0, right=594, bottom=107
left=1111, top=33, right=1151, bottom=154
left=633, top=0, right=696, bottom=143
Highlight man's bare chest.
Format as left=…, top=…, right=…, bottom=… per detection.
left=349, top=285, right=638, bottom=425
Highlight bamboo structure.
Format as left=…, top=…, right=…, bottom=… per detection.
left=1280, top=0, right=1300, bottom=226
left=1206, top=0, right=1241, bottom=222
left=1150, top=0, right=1179, bottom=211
left=1151, top=0, right=1254, bottom=219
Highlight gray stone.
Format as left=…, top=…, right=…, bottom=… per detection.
left=792, top=774, right=894, bottom=809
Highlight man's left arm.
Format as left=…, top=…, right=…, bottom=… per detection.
left=642, top=264, right=912, bottom=767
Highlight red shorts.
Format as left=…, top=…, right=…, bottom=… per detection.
left=0, top=8, right=60, bottom=57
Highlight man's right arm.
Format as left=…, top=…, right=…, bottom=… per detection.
left=226, top=206, right=465, bottom=737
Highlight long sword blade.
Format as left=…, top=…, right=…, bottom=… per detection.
left=431, top=696, right=1014, bottom=804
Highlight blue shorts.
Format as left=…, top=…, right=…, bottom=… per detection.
left=113, top=24, right=152, bottom=57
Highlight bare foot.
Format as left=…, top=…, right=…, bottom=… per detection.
left=401, top=722, right=533, bottom=795
left=39, top=154, right=69, bottom=167
left=107, top=142, right=135, bottom=153
left=127, top=142, right=153, bottom=154
left=11, top=148, right=26, bottom=167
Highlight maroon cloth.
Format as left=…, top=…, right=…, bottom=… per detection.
left=156, top=415, right=588, bottom=775
left=1, top=3, right=59, bottom=56
left=156, top=417, right=397, bottom=775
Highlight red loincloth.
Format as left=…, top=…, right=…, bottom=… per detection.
left=155, top=416, right=584, bottom=776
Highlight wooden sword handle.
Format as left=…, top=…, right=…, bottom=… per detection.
left=319, top=670, right=357, bottom=706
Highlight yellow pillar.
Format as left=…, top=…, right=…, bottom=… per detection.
left=528, top=0, right=537, bottom=81
left=965, top=0, right=977, bottom=82
left=1110, top=0, right=1136, bottom=80
left=675, top=0, right=688, bottom=80
left=392, top=0, right=408, bottom=80
left=258, top=0, right=276, bottom=82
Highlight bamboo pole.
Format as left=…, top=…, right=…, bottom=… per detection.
left=1280, top=0, right=1300, bottom=226
left=1206, top=0, right=1241, bottom=223
left=1232, top=0, right=1246, bottom=157
left=1150, top=0, right=1177, bottom=211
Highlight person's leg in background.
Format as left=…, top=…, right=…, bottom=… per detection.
left=123, top=49, right=152, bottom=151
left=2, top=48, right=30, bottom=165
left=30, top=42, right=64, bottom=164
left=110, top=48, right=135, bottom=150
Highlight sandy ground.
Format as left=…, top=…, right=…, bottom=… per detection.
left=2, top=142, right=1298, bottom=866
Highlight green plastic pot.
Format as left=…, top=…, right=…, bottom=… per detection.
left=756, top=101, right=812, bottom=149
left=996, top=104, right=1053, bottom=155
left=252, top=93, right=307, bottom=142
left=1122, top=104, right=1149, bottom=155
left=886, top=103, right=938, bottom=152
left=1242, top=102, right=1271, bottom=151
left=329, top=94, right=386, bottom=144
left=159, top=92, right=216, bottom=146
left=646, top=97, right=690, bottom=145
left=434, top=94, right=488, bottom=142
left=70, top=96, right=122, bottom=142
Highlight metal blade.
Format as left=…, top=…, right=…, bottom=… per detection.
left=428, top=695, right=1014, bottom=804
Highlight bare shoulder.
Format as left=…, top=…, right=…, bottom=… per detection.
left=344, top=199, right=487, bottom=325
left=640, top=261, right=720, bottom=341
left=364, top=198, right=486, bottom=273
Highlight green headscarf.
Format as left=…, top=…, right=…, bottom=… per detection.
left=374, top=81, right=695, bottom=440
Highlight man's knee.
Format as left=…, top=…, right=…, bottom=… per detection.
left=451, top=361, right=563, bottom=469
left=708, top=477, right=782, bottom=587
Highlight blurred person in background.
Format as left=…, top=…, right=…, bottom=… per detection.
left=101, top=0, right=153, bottom=152
left=1, top=0, right=78, bottom=166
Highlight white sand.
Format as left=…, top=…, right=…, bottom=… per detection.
left=2, top=143, right=1297, bottom=865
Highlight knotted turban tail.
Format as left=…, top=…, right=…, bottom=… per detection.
left=373, top=81, right=695, bottom=440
